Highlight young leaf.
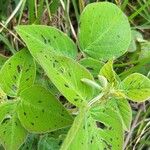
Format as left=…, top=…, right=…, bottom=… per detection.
left=78, top=2, right=131, bottom=60
left=79, top=57, right=103, bottom=78
left=0, top=49, right=36, bottom=97
left=12, top=33, right=94, bottom=107
left=61, top=105, right=123, bottom=150
left=0, top=102, right=28, bottom=150
left=120, top=73, right=150, bottom=102
left=17, top=85, right=73, bottom=133
left=99, top=59, right=119, bottom=86
left=15, top=25, right=77, bottom=59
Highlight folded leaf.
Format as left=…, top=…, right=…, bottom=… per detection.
left=99, top=59, right=119, bottom=86
left=17, top=85, right=73, bottom=133
left=15, top=25, right=77, bottom=59
left=120, top=73, right=150, bottom=102
left=78, top=2, right=131, bottom=60
left=0, top=49, right=36, bottom=97
left=0, top=102, right=27, bottom=150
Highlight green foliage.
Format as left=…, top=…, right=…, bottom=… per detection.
left=0, top=1, right=150, bottom=150
left=61, top=105, right=124, bottom=150
left=0, top=54, right=8, bottom=69
left=0, top=102, right=28, bottom=150
left=17, top=85, right=73, bottom=133
left=78, top=2, right=131, bottom=60
left=15, top=25, right=77, bottom=59
left=120, top=73, right=150, bottom=102
left=0, top=49, right=36, bottom=97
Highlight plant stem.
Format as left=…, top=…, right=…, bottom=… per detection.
left=88, top=92, right=104, bottom=107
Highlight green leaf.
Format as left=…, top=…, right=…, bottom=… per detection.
left=99, top=59, right=119, bottom=86
left=79, top=57, right=103, bottom=78
left=0, top=102, right=28, bottom=150
left=12, top=35, right=94, bottom=107
left=0, top=87, right=7, bottom=103
left=78, top=2, right=131, bottom=60
left=0, top=49, right=36, bottom=97
left=120, top=73, right=150, bottom=102
left=0, top=54, right=8, bottom=69
left=61, top=105, right=123, bottom=150
left=103, top=98, right=132, bottom=131
left=15, top=25, right=77, bottom=59
left=17, top=85, right=73, bottom=133
left=38, top=135, right=63, bottom=150
left=19, top=134, right=38, bottom=150
left=128, top=30, right=143, bottom=52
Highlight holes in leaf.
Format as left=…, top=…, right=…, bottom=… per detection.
left=59, top=68, right=64, bottom=74
left=68, top=72, right=71, bottom=77
left=74, top=98, right=79, bottom=102
left=96, top=121, right=107, bottom=129
left=13, top=75, right=17, bottom=80
left=102, top=139, right=112, bottom=150
left=31, top=122, right=34, bottom=126
left=86, top=67, right=94, bottom=71
left=24, top=112, right=27, bottom=116
left=26, top=78, right=30, bottom=81
left=38, top=100, right=42, bottom=103
left=3, top=130, right=6, bottom=135
left=52, top=62, right=56, bottom=68
left=117, top=35, right=120, bottom=38
left=17, top=65, right=21, bottom=73
left=1, top=117, right=11, bottom=124
left=25, top=68, right=29, bottom=72
left=15, top=122, right=18, bottom=126
left=41, top=35, right=47, bottom=44
left=90, top=136, right=94, bottom=144
left=7, top=95, right=14, bottom=100
left=48, top=39, right=51, bottom=43
left=64, top=84, right=69, bottom=88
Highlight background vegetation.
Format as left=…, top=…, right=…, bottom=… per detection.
left=0, top=0, right=150, bottom=149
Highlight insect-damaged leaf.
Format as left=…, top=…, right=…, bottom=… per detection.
left=15, top=25, right=77, bottom=59
left=102, top=98, right=132, bottom=131
left=0, top=49, right=36, bottom=97
left=120, top=73, right=150, bottom=102
left=78, top=2, right=131, bottom=60
left=61, top=105, right=123, bottom=150
left=0, top=102, right=27, bottom=150
left=17, top=85, right=73, bottom=133
left=12, top=37, right=94, bottom=107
